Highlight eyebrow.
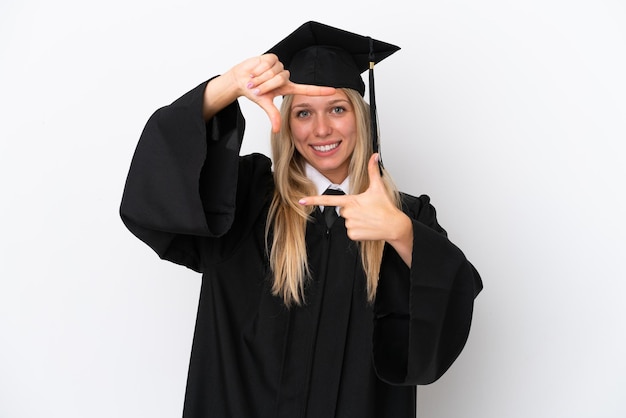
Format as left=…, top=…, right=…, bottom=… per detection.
left=291, top=99, right=350, bottom=109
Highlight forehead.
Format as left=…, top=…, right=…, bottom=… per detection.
left=290, top=90, right=350, bottom=107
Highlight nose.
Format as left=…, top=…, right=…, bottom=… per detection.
left=313, top=115, right=332, bottom=137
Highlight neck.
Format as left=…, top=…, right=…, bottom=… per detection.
left=305, top=163, right=350, bottom=195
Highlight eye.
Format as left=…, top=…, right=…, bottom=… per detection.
left=331, top=106, right=346, bottom=114
left=295, top=109, right=310, bottom=118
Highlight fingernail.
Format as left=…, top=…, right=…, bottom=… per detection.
left=252, top=88, right=260, bottom=96
left=246, top=81, right=254, bottom=89
left=298, top=199, right=306, bottom=205
left=375, top=153, right=380, bottom=162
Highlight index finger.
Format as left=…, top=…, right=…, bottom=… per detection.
left=298, top=194, right=349, bottom=207
left=283, top=82, right=336, bottom=97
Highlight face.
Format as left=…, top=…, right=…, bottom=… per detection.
left=289, top=90, right=357, bottom=184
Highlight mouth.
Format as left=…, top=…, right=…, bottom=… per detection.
left=311, top=142, right=340, bottom=153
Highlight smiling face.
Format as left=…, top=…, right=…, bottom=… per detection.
left=289, top=90, right=357, bottom=184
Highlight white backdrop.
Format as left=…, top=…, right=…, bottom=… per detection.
left=1, top=1, right=625, bottom=417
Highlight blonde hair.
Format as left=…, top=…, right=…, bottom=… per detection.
left=266, top=88, right=401, bottom=306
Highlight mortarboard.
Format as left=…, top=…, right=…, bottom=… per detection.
left=266, top=21, right=400, bottom=161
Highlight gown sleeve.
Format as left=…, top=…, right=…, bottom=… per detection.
left=119, top=80, right=272, bottom=272
left=372, top=193, right=483, bottom=385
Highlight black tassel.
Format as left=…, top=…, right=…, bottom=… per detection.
left=368, top=37, right=384, bottom=175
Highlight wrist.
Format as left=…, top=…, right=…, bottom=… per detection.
left=387, top=211, right=412, bottom=243
left=202, top=74, right=240, bottom=120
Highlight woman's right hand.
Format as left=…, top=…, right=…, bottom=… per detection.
left=203, top=54, right=335, bottom=132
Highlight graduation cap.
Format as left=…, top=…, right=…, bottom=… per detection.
left=266, top=21, right=400, bottom=161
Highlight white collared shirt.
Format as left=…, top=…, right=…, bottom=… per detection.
left=304, top=163, right=350, bottom=214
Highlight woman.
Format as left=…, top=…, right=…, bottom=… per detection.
left=121, top=21, right=482, bottom=418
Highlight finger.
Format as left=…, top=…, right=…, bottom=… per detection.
left=248, top=54, right=280, bottom=80
left=298, top=194, right=350, bottom=207
left=245, top=55, right=289, bottom=96
left=367, top=153, right=383, bottom=188
left=244, top=92, right=282, bottom=132
left=253, top=94, right=284, bottom=132
left=260, top=102, right=282, bottom=133
left=259, top=82, right=334, bottom=132
left=283, top=82, right=336, bottom=97
left=248, top=71, right=290, bottom=97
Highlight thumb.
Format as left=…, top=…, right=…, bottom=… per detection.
left=257, top=98, right=282, bottom=133
left=367, top=153, right=383, bottom=189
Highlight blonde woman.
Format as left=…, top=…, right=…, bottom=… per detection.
left=121, top=21, right=482, bottom=418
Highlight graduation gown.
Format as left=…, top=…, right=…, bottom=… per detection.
left=120, top=81, right=483, bottom=418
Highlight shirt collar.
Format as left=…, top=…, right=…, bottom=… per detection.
left=304, top=163, right=350, bottom=195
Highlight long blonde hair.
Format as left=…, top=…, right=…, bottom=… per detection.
left=266, top=88, right=401, bottom=306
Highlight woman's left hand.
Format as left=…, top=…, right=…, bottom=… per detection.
left=299, top=153, right=413, bottom=266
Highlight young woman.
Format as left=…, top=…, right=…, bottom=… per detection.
left=121, top=21, right=482, bottom=418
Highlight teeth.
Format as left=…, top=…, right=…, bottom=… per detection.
left=313, top=143, right=339, bottom=152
